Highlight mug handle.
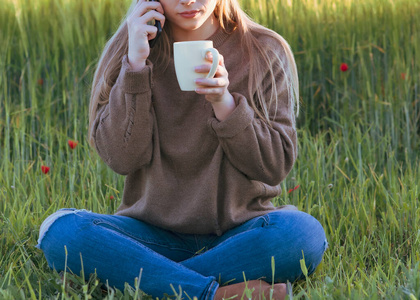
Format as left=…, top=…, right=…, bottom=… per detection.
left=202, top=48, right=220, bottom=78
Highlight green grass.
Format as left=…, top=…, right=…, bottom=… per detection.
left=1, top=0, right=419, bottom=298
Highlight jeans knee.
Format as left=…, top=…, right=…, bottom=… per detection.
left=37, top=209, right=92, bottom=252
left=264, top=211, right=327, bottom=280
left=288, top=212, right=326, bottom=256
left=37, top=209, right=95, bottom=272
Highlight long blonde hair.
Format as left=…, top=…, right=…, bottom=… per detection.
left=88, top=0, right=299, bottom=144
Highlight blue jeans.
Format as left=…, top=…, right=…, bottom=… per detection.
left=37, top=209, right=327, bottom=300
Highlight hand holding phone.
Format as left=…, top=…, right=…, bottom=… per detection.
left=127, top=0, right=164, bottom=70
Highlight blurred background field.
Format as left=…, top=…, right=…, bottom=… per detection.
left=0, top=0, right=419, bottom=299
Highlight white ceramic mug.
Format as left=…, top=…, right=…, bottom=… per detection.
left=173, top=40, right=220, bottom=91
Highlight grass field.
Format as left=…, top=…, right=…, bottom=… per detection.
left=1, top=0, right=419, bottom=299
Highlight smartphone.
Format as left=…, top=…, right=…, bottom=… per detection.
left=148, top=0, right=162, bottom=48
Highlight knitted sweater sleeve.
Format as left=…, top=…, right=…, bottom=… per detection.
left=209, top=47, right=297, bottom=186
left=92, top=56, right=154, bottom=175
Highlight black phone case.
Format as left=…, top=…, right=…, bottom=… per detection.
left=148, top=0, right=162, bottom=48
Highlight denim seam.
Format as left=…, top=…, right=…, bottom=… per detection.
left=204, top=280, right=218, bottom=300
left=92, top=219, right=196, bottom=255
left=262, top=214, right=270, bottom=226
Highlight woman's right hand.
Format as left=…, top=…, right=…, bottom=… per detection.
left=127, top=0, right=165, bottom=71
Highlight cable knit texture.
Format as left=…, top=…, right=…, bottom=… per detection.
left=92, top=27, right=297, bottom=235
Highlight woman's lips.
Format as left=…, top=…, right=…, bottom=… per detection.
left=179, top=10, right=200, bottom=18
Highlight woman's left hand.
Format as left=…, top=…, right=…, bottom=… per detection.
left=194, top=53, right=233, bottom=104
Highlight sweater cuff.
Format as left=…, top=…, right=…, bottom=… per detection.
left=119, top=55, right=153, bottom=94
left=209, top=93, right=254, bottom=138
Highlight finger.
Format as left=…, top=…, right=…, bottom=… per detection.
left=195, top=77, right=227, bottom=87
left=215, top=64, right=228, bottom=77
left=194, top=64, right=223, bottom=73
left=143, top=10, right=165, bottom=26
left=129, top=2, right=165, bottom=23
left=195, top=64, right=212, bottom=73
left=130, top=10, right=165, bottom=29
left=195, top=65, right=228, bottom=79
left=145, top=24, right=159, bottom=40
left=204, top=51, right=214, bottom=62
left=204, top=53, right=225, bottom=67
left=218, top=54, right=225, bottom=66
left=195, top=87, right=226, bottom=95
left=132, top=0, right=164, bottom=15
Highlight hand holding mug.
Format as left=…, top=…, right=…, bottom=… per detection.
left=194, top=52, right=232, bottom=104
left=127, top=0, right=165, bottom=70
left=174, top=41, right=220, bottom=91
left=173, top=40, right=235, bottom=120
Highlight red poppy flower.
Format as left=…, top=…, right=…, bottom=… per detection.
left=68, top=140, right=78, bottom=149
left=288, top=185, right=300, bottom=194
left=41, top=165, right=50, bottom=174
left=110, top=196, right=114, bottom=200
left=340, top=63, right=349, bottom=72
left=37, top=78, right=44, bottom=86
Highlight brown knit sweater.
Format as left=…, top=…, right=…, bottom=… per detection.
left=92, top=27, right=297, bottom=235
